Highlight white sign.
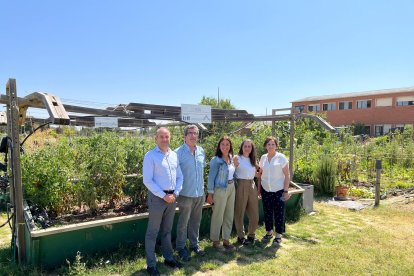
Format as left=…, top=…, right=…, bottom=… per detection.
left=94, top=117, right=119, bottom=128
left=181, top=104, right=211, bottom=123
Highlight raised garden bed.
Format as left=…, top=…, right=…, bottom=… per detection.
left=22, top=182, right=304, bottom=269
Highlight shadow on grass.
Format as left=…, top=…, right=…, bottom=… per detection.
left=234, top=240, right=281, bottom=267
left=129, top=242, right=240, bottom=275
left=169, top=240, right=281, bottom=275
left=284, top=234, right=320, bottom=244
left=57, top=242, right=148, bottom=275
left=0, top=245, right=45, bottom=275
left=0, top=221, right=306, bottom=275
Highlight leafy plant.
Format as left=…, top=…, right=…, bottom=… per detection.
left=22, top=138, right=78, bottom=216
left=75, top=132, right=127, bottom=210
left=348, top=187, right=374, bottom=199
left=312, top=155, right=337, bottom=195
left=66, top=251, right=86, bottom=276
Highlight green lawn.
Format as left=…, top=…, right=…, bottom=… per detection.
left=1, top=199, right=414, bottom=275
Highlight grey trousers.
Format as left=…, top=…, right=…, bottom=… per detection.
left=234, top=179, right=259, bottom=239
left=176, top=195, right=204, bottom=250
left=145, top=191, right=176, bottom=268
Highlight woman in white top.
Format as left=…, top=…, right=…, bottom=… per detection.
left=258, top=136, right=290, bottom=244
left=233, top=139, right=260, bottom=245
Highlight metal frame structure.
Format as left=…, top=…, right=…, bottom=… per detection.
left=2, top=78, right=336, bottom=265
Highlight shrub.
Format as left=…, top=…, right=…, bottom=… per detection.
left=75, top=132, right=126, bottom=210
left=22, top=138, right=78, bottom=216
left=312, top=155, right=337, bottom=196
left=348, top=187, right=374, bottom=199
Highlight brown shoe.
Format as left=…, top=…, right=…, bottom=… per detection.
left=223, top=240, right=235, bottom=250
left=212, top=241, right=225, bottom=252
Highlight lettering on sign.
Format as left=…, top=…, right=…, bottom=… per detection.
left=181, top=104, right=211, bottom=123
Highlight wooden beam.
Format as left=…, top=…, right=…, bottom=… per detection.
left=6, top=78, right=26, bottom=263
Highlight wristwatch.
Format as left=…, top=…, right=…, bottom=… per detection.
left=283, top=190, right=288, bottom=193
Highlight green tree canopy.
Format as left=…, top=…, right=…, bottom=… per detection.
left=199, top=96, right=235, bottom=109
left=198, top=96, right=241, bottom=135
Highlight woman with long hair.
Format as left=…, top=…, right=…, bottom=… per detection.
left=207, top=136, right=236, bottom=251
left=233, top=139, right=260, bottom=245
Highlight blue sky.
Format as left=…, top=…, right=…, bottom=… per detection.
left=2, top=1, right=414, bottom=117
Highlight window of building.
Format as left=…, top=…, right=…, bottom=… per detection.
left=375, top=125, right=384, bottom=136
left=383, top=124, right=392, bottom=134
left=339, top=101, right=352, bottom=110
left=357, top=100, right=371, bottom=109
left=294, top=105, right=304, bottom=112
left=396, top=96, right=414, bottom=106
left=322, top=103, right=336, bottom=111
left=375, top=125, right=393, bottom=136
left=376, top=98, right=392, bottom=107
left=397, top=101, right=414, bottom=106
left=308, top=104, right=320, bottom=112
left=393, top=124, right=405, bottom=133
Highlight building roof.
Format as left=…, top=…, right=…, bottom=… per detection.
left=291, top=86, right=414, bottom=103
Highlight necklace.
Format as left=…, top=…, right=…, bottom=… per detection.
left=223, top=155, right=230, bottom=164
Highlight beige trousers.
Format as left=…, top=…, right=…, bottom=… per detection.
left=210, top=183, right=236, bottom=241
left=234, top=179, right=259, bottom=238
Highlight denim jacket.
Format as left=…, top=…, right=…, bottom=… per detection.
left=207, top=156, right=233, bottom=194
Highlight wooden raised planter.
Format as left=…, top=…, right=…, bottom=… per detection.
left=23, top=182, right=304, bottom=268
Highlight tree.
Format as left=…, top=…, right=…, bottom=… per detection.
left=199, top=96, right=241, bottom=135
left=199, top=96, right=235, bottom=109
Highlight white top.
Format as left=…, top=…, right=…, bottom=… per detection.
left=235, top=155, right=256, bottom=179
left=259, top=152, right=288, bottom=192
left=228, top=163, right=235, bottom=180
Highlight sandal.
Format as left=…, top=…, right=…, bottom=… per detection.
left=273, top=237, right=282, bottom=244
left=262, top=233, right=273, bottom=242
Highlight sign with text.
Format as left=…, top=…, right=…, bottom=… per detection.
left=94, top=117, right=118, bottom=128
left=181, top=104, right=211, bottom=123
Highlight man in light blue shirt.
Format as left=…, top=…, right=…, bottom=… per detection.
left=143, top=127, right=183, bottom=275
left=175, top=125, right=206, bottom=261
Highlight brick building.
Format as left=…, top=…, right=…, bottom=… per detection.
left=291, top=87, right=414, bottom=136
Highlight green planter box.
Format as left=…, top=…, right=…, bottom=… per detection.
left=23, top=182, right=303, bottom=269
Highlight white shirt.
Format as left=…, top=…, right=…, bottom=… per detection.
left=235, top=155, right=256, bottom=179
left=259, top=152, right=288, bottom=192
left=228, top=163, right=236, bottom=180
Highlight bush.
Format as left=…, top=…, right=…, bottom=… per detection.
left=312, top=155, right=337, bottom=196
left=22, top=133, right=129, bottom=215
left=22, top=138, right=79, bottom=215
left=348, top=187, right=374, bottom=199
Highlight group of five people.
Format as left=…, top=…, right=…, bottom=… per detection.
left=143, top=125, right=290, bottom=275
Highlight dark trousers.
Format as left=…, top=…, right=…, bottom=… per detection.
left=261, top=189, right=286, bottom=234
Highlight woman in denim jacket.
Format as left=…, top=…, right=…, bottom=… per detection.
left=206, top=136, right=236, bottom=251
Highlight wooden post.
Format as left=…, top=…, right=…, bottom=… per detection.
left=5, top=89, right=14, bottom=208
left=289, top=108, right=294, bottom=180
left=375, top=160, right=382, bottom=207
left=6, top=78, right=26, bottom=263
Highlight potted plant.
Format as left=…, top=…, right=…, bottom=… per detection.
left=335, top=159, right=352, bottom=199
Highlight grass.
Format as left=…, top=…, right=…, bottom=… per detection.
left=1, top=199, right=414, bottom=275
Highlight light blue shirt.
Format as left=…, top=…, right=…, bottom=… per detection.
left=143, top=146, right=183, bottom=198
left=175, top=143, right=205, bottom=197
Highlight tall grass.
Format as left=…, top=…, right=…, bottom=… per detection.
left=312, top=155, right=337, bottom=195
